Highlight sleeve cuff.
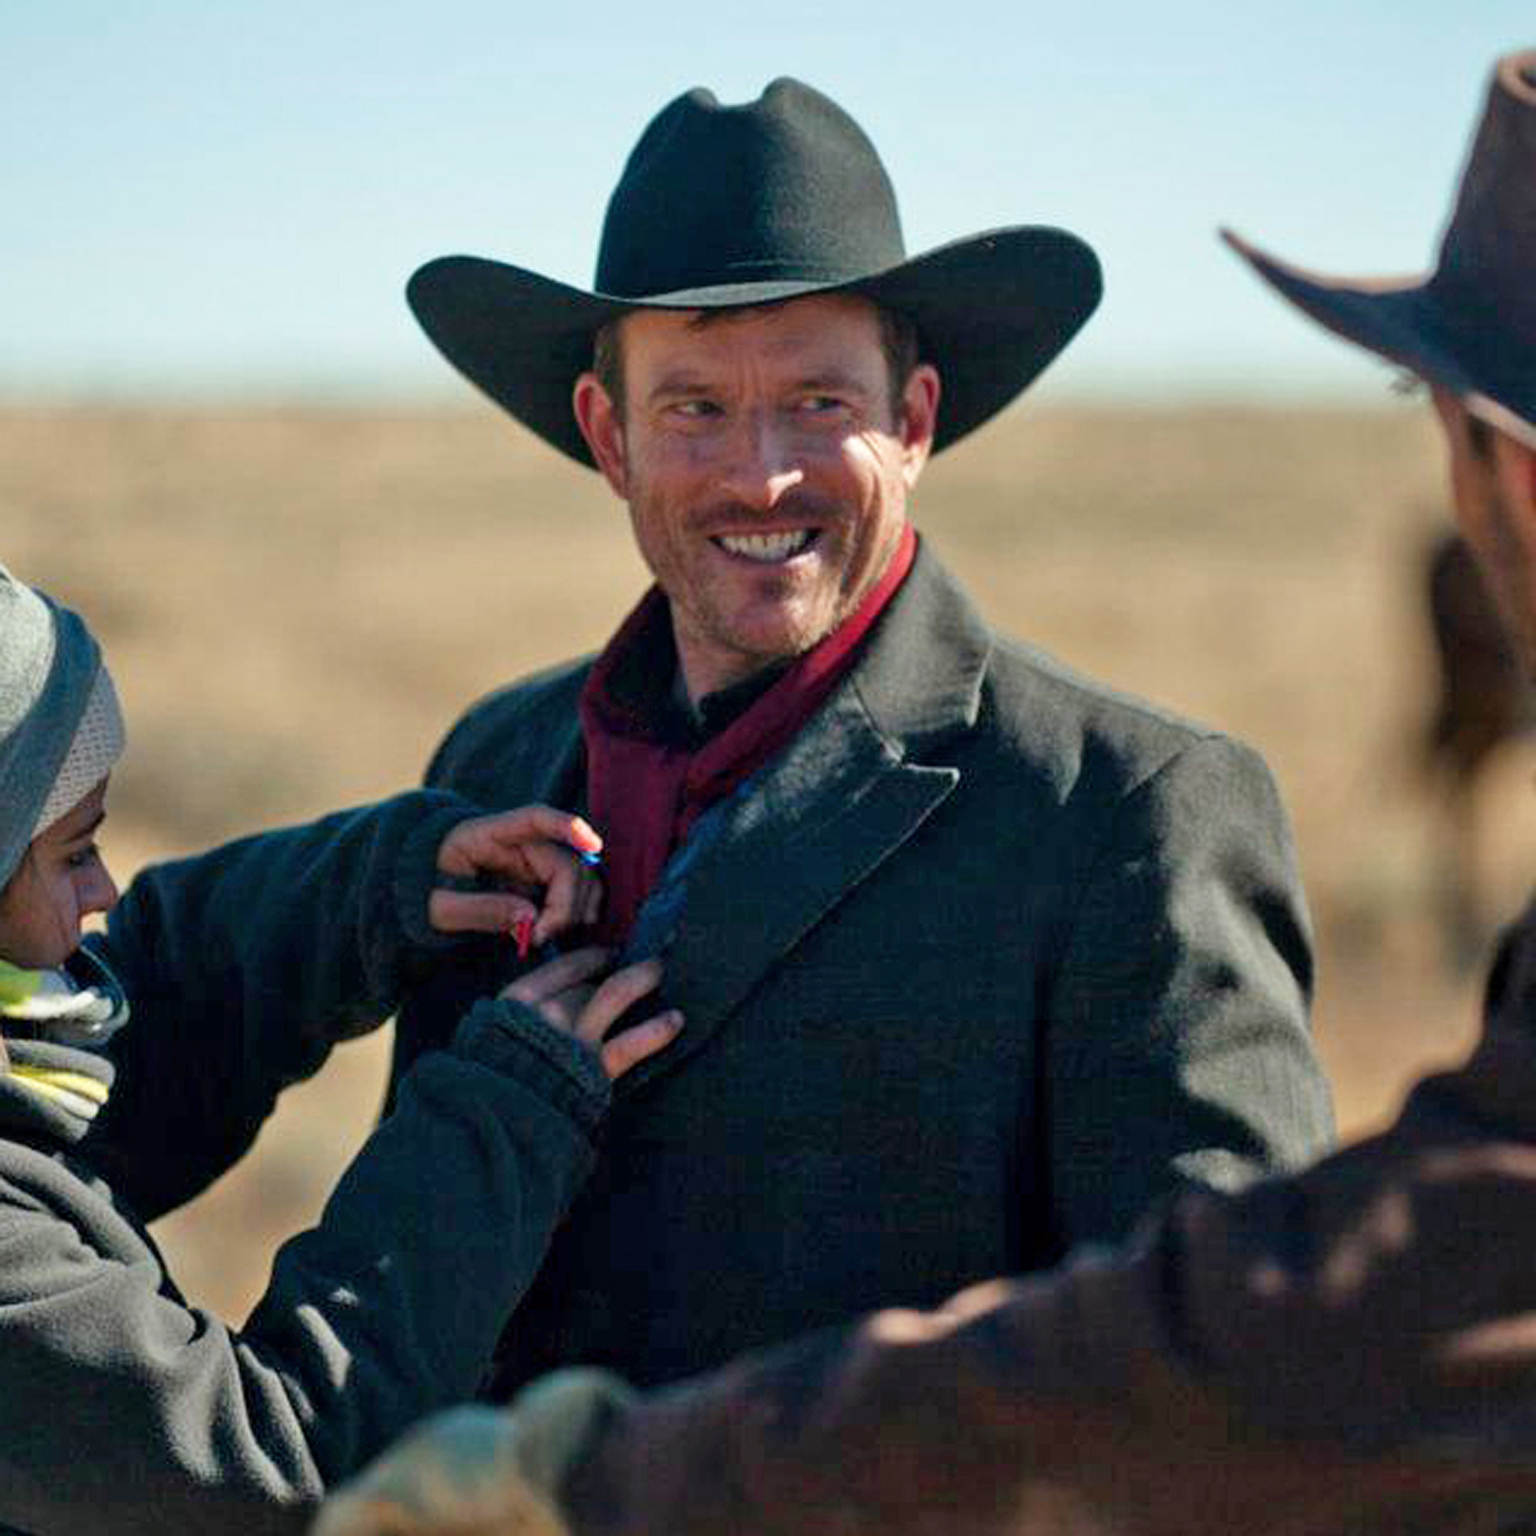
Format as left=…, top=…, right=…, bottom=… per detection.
left=392, top=792, right=481, bottom=952
left=452, top=997, right=613, bottom=1134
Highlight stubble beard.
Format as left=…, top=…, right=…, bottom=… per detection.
left=646, top=486, right=848, bottom=686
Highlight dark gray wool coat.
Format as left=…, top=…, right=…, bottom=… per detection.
left=0, top=793, right=608, bottom=1536
left=390, top=542, right=1337, bottom=1398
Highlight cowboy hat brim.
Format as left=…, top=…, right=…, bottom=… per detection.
left=1221, top=228, right=1536, bottom=454
left=408, top=226, right=1102, bottom=467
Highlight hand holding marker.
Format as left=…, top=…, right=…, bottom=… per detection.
left=515, top=845, right=602, bottom=960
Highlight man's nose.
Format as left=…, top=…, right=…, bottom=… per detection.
left=717, top=411, right=805, bottom=511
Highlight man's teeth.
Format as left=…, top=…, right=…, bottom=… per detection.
left=716, top=530, right=814, bottom=562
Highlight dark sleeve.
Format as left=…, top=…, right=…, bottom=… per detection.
left=1043, top=734, right=1335, bottom=1244
left=564, top=1026, right=1536, bottom=1536
left=389, top=677, right=588, bottom=1091
left=84, top=791, right=477, bottom=1218
left=0, top=999, right=609, bottom=1536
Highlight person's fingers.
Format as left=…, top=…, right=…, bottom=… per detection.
left=434, top=807, right=605, bottom=946
left=600, top=1011, right=683, bottom=1080
left=438, top=806, right=602, bottom=880
left=516, top=840, right=602, bottom=943
left=572, top=959, right=665, bottom=1047
left=500, top=945, right=612, bottom=1006
left=495, top=954, right=677, bottom=1079
left=428, top=888, right=537, bottom=935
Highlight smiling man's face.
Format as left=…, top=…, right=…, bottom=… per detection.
left=574, top=294, right=939, bottom=702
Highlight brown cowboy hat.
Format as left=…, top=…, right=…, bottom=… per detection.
left=1223, top=49, right=1536, bottom=452
left=407, top=77, right=1102, bottom=467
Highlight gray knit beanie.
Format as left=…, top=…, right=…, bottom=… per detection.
left=0, top=567, right=125, bottom=888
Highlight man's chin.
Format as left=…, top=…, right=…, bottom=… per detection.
left=733, top=616, right=837, bottom=668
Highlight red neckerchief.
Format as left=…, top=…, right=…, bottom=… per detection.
left=580, top=524, right=918, bottom=945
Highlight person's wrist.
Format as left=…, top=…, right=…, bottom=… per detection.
left=454, top=997, right=612, bottom=1131
left=394, top=794, right=479, bottom=950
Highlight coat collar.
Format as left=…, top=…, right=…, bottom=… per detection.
left=837, top=535, right=992, bottom=752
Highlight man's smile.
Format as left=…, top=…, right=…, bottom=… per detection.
left=712, top=529, right=819, bottom=564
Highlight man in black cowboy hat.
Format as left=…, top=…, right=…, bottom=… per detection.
left=387, top=77, right=1331, bottom=1417
left=318, top=49, right=1536, bottom=1536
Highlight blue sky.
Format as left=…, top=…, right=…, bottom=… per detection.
left=4, top=3, right=1531, bottom=404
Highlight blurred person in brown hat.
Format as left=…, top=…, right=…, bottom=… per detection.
left=381, top=73, right=1334, bottom=1434
left=315, top=49, right=1536, bottom=1536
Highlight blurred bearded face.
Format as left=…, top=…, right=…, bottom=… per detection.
left=575, top=295, right=939, bottom=701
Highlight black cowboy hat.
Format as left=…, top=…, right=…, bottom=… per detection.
left=408, top=77, right=1102, bottom=467
left=1224, top=49, right=1536, bottom=453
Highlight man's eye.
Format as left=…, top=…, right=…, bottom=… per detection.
left=669, top=399, right=722, bottom=419
left=65, top=845, right=99, bottom=872
left=798, top=394, right=847, bottom=414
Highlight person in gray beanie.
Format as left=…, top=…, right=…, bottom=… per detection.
left=0, top=569, right=126, bottom=983
left=0, top=568, right=122, bottom=883
left=0, top=564, right=682, bottom=1536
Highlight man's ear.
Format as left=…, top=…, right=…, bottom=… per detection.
left=573, top=373, right=629, bottom=500
left=897, top=363, right=941, bottom=489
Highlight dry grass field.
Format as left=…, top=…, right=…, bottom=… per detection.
left=6, top=400, right=1534, bottom=1320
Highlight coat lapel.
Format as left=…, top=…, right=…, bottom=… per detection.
left=618, top=543, right=992, bottom=1085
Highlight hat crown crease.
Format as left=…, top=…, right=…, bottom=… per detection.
left=1430, top=49, right=1536, bottom=345
left=594, top=77, right=906, bottom=300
